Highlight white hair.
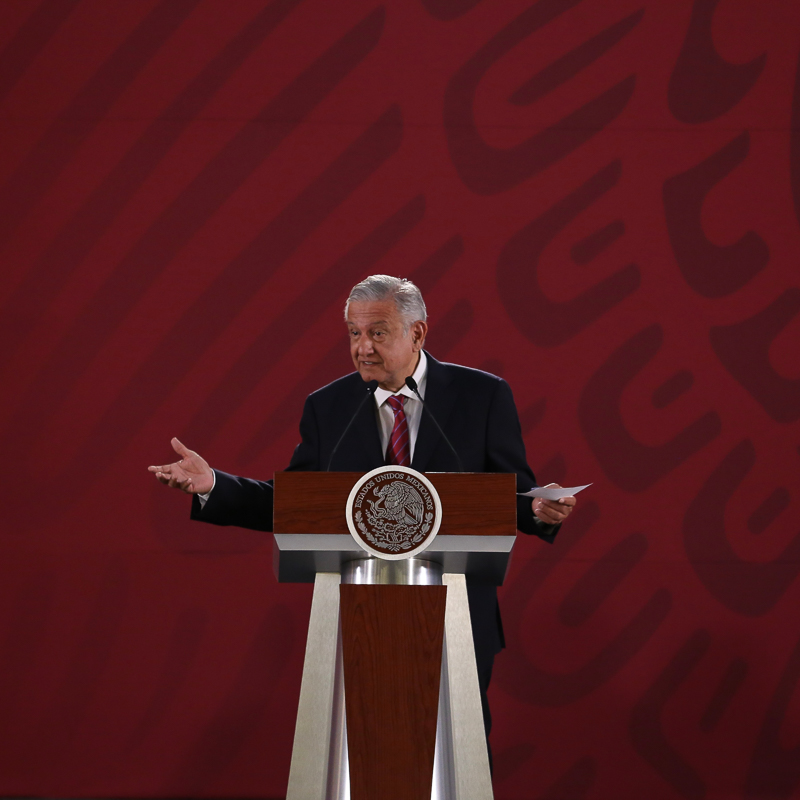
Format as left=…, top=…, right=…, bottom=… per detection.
left=344, top=275, right=427, bottom=329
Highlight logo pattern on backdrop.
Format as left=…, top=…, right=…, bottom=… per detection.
left=0, top=1, right=798, bottom=798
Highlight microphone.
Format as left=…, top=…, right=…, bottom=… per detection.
left=326, top=380, right=379, bottom=471
left=405, top=376, right=464, bottom=473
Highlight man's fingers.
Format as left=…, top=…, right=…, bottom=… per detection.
left=149, top=463, right=174, bottom=473
left=171, top=437, right=191, bottom=458
left=535, top=507, right=562, bottom=524
left=548, top=499, right=572, bottom=516
left=169, top=475, right=193, bottom=493
left=151, top=462, right=197, bottom=492
left=534, top=498, right=571, bottom=524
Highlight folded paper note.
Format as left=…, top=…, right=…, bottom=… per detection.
left=518, top=484, right=591, bottom=501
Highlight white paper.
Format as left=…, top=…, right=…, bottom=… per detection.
left=518, top=484, right=591, bottom=501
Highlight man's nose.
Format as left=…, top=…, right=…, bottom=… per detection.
left=357, top=337, right=374, bottom=354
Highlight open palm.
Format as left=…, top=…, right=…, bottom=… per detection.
left=148, top=437, right=214, bottom=495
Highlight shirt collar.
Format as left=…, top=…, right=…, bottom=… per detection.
left=374, top=350, right=428, bottom=407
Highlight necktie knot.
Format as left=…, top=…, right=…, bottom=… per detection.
left=387, top=395, right=405, bottom=416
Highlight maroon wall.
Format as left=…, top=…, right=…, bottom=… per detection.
left=1, top=0, right=799, bottom=797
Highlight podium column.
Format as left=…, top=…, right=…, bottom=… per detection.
left=276, top=470, right=515, bottom=800
left=285, top=560, right=494, bottom=800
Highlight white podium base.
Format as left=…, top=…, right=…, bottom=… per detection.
left=285, top=561, right=493, bottom=800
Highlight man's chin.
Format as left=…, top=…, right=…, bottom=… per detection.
left=358, top=366, right=384, bottom=383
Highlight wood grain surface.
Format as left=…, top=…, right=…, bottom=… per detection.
left=340, top=584, right=447, bottom=800
left=273, top=471, right=516, bottom=535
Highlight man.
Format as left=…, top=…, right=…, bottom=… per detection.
left=149, top=274, right=575, bottom=740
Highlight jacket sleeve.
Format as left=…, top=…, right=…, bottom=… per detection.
left=485, top=378, right=559, bottom=542
left=190, top=469, right=274, bottom=531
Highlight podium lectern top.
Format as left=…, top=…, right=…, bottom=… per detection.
left=272, top=472, right=518, bottom=585
left=273, top=471, right=516, bottom=535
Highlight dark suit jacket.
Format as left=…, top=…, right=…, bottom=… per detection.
left=192, top=352, right=558, bottom=658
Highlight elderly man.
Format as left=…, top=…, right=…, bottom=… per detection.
left=150, top=274, right=575, bottom=742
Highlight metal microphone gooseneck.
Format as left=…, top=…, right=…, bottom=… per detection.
left=326, top=379, right=379, bottom=471
left=405, top=376, right=464, bottom=473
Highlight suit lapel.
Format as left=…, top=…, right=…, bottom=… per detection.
left=411, top=353, right=457, bottom=472
left=348, top=379, right=384, bottom=469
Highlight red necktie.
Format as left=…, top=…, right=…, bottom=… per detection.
left=385, top=395, right=410, bottom=466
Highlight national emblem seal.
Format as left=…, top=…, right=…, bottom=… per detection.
left=345, top=466, right=442, bottom=560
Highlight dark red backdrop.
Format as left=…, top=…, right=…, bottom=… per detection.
left=1, top=0, right=799, bottom=797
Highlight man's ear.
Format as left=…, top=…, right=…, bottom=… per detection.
left=411, top=320, right=428, bottom=350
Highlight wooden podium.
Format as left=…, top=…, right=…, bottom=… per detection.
left=273, top=472, right=517, bottom=800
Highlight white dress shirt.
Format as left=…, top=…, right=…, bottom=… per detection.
left=373, top=350, right=427, bottom=462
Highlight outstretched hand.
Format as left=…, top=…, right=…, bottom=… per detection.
left=533, top=483, right=576, bottom=526
left=148, top=438, right=214, bottom=495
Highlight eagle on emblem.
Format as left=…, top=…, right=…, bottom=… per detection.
left=367, top=481, right=425, bottom=528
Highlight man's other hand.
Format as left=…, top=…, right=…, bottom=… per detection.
left=148, top=437, right=214, bottom=495
left=533, top=483, right=576, bottom=525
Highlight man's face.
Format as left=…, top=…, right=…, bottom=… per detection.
left=346, top=300, right=427, bottom=391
